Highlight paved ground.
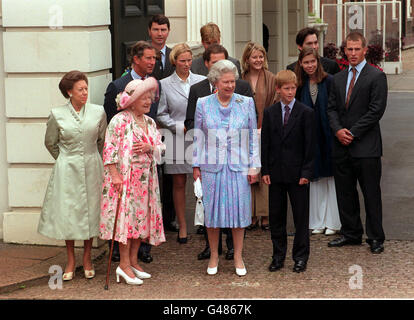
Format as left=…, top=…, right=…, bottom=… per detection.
left=1, top=230, right=414, bottom=300
left=1, top=49, right=414, bottom=302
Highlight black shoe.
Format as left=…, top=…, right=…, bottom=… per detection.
left=138, top=252, right=153, bottom=263
left=269, top=259, right=284, bottom=272
left=246, top=220, right=259, bottom=231
left=328, top=236, right=362, bottom=247
left=196, top=226, right=206, bottom=235
left=293, top=260, right=307, bottom=273
left=367, top=239, right=384, bottom=254
left=197, top=247, right=210, bottom=260
left=261, top=224, right=270, bottom=231
left=111, top=252, right=120, bottom=262
left=225, top=248, right=234, bottom=260
left=177, top=234, right=188, bottom=244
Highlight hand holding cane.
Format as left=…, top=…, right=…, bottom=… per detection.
left=104, top=191, right=122, bottom=290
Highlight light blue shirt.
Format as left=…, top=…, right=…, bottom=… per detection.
left=281, top=98, right=295, bottom=126
left=160, top=45, right=167, bottom=68
left=345, top=59, right=366, bottom=102
left=131, top=69, right=148, bottom=80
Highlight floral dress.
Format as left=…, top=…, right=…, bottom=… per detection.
left=100, top=111, right=166, bottom=246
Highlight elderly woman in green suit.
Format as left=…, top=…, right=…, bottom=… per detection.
left=38, top=71, right=107, bottom=281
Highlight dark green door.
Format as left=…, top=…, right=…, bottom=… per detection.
left=110, top=0, right=164, bottom=79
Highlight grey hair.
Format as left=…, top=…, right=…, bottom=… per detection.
left=207, top=59, right=239, bottom=84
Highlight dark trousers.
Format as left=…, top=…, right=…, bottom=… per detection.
left=269, top=182, right=310, bottom=263
left=161, top=167, right=176, bottom=228
left=333, top=155, right=385, bottom=242
left=203, top=228, right=234, bottom=252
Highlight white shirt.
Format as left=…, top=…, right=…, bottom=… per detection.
left=172, top=71, right=191, bottom=96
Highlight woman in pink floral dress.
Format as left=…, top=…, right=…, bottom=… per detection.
left=100, top=78, right=166, bottom=285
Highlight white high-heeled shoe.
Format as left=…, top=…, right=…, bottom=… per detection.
left=312, top=228, right=325, bottom=234
left=130, top=266, right=151, bottom=279
left=207, top=259, right=219, bottom=275
left=235, top=262, right=247, bottom=277
left=116, top=266, right=143, bottom=285
left=63, top=271, right=75, bottom=281
left=84, top=269, right=95, bottom=279
left=325, top=228, right=337, bottom=236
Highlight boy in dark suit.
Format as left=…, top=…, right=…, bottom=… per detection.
left=261, top=70, right=315, bottom=273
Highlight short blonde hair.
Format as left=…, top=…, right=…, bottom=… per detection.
left=241, top=42, right=269, bottom=76
left=275, top=70, right=297, bottom=88
left=200, top=22, right=221, bottom=42
left=169, top=43, right=192, bottom=66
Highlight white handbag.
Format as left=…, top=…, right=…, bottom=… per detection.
left=193, top=178, right=204, bottom=226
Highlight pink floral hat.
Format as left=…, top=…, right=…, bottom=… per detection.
left=116, top=77, right=159, bottom=110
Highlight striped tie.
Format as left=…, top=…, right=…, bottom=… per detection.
left=283, top=105, right=290, bottom=126
left=345, top=68, right=357, bottom=108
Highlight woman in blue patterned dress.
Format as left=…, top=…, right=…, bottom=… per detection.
left=192, top=60, right=260, bottom=277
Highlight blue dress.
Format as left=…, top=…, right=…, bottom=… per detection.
left=201, top=102, right=252, bottom=228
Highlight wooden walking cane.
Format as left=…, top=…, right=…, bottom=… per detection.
left=104, top=191, right=122, bottom=290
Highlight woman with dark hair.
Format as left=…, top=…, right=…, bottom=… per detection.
left=294, top=48, right=341, bottom=236
left=38, top=70, right=107, bottom=281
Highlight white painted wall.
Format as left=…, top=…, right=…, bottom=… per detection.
left=0, top=5, right=9, bottom=239
left=1, top=0, right=112, bottom=245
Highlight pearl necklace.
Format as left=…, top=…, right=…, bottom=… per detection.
left=217, top=95, right=231, bottom=107
left=131, top=111, right=146, bottom=127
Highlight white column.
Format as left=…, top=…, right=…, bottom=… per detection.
left=251, top=0, right=263, bottom=45
left=186, top=0, right=235, bottom=56
left=337, top=0, right=343, bottom=46
left=263, top=0, right=290, bottom=73
left=281, top=0, right=290, bottom=69
left=1, top=0, right=112, bottom=245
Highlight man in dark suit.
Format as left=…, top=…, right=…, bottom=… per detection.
left=148, top=14, right=176, bottom=80
left=103, top=41, right=159, bottom=263
left=190, top=22, right=242, bottom=77
left=104, top=41, right=159, bottom=123
left=326, top=32, right=387, bottom=254
left=261, top=70, right=315, bottom=273
left=184, top=43, right=253, bottom=261
left=287, top=27, right=340, bottom=75
left=147, top=14, right=178, bottom=234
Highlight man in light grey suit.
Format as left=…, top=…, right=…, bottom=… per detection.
left=191, top=22, right=242, bottom=77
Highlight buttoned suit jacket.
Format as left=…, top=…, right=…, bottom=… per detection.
left=184, top=78, right=253, bottom=130
left=157, top=72, right=206, bottom=161
left=261, top=101, right=316, bottom=183
left=326, top=63, right=388, bottom=159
